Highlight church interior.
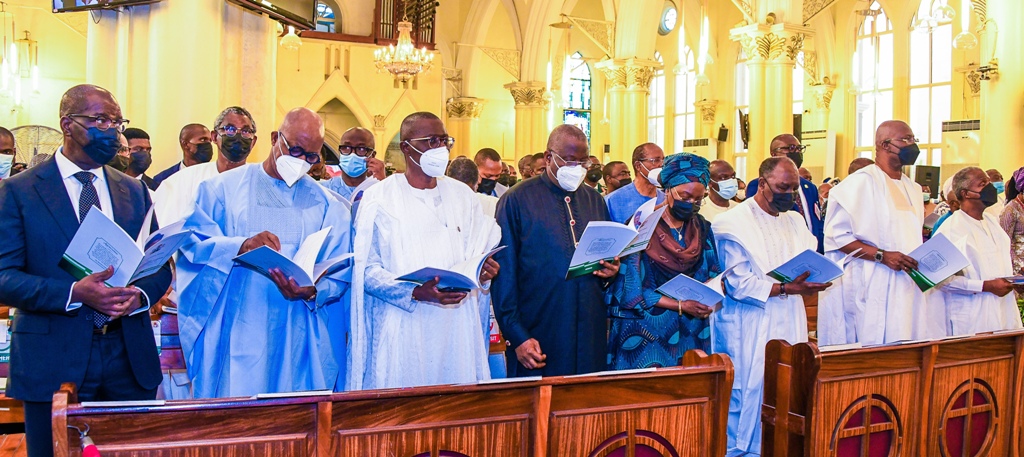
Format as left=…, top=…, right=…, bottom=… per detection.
left=0, top=0, right=1023, bottom=456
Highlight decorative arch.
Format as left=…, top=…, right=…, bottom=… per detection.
left=459, top=0, right=523, bottom=91
left=938, top=378, right=998, bottom=457
left=829, top=394, right=903, bottom=457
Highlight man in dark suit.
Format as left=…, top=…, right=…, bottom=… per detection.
left=745, top=133, right=825, bottom=252
left=151, top=123, right=213, bottom=189
left=0, top=84, right=171, bottom=457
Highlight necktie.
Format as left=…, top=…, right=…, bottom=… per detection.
left=793, top=188, right=805, bottom=217
left=73, top=171, right=109, bottom=328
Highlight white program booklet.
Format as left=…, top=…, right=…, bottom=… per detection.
left=907, top=232, right=971, bottom=291
left=397, top=246, right=506, bottom=292
left=768, top=249, right=844, bottom=284
left=566, top=201, right=667, bottom=279
left=60, top=206, right=192, bottom=287
left=233, top=227, right=353, bottom=287
left=619, top=200, right=668, bottom=258
left=655, top=273, right=726, bottom=307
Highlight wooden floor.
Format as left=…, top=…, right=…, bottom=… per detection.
left=0, top=434, right=25, bottom=457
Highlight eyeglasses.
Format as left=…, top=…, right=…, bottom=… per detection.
left=339, top=145, right=376, bottom=157
left=68, top=114, right=130, bottom=133
left=217, top=125, right=256, bottom=139
left=278, top=132, right=322, bottom=165
left=669, top=188, right=702, bottom=205
left=404, top=135, right=455, bottom=150
left=637, top=156, right=665, bottom=167
left=117, top=146, right=130, bottom=156
left=550, top=151, right=594, bottom=169
left=883, top=136, right=919, bottom=146
left=772, top=145, right=808, bottom=154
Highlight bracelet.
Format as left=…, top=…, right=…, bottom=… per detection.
left=677, top=299, right=682, bottom=316
left=779, top=283, right=788, bottom=298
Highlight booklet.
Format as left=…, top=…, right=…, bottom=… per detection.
left=767, top=249, right=845, bottom=284
left=655, top=273, right=726, bottom=307
left=397, top=246, right=506, bottom=293
left=233, top=227, right=354, bottom=287
left=566, top=201, right=667, bottom=279
left=906, top=232, right=971, bottom=292
left=60, top=206, right=193, bottom=287
left=1003, top=275, right=1024, bottom=285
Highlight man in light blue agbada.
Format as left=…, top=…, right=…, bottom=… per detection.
left=177, top=108, right=352, bottom=398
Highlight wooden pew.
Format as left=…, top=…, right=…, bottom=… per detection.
left=53, top=351, right=732, bottom=457
left=762, top=331, right=1024, bottom=457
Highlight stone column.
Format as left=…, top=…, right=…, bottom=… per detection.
left=596, top=58, right=658, bottom=163
left=504, top=81, right=548, bottom=163
left=445, top=97, right=486, bottom=159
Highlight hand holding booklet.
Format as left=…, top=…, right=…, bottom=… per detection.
left=60, top=206, right=192, bottom=287
left=767, top=249, right=845, bottom=284
left=233, top=227, right=354, bottom=287
left=397, top=246, right=506, bottom=292
left=906, top=232, right=970, bottom=291
left=566, top=199, right=667, bottom=279
left=656, top=274, right=725, bottom=307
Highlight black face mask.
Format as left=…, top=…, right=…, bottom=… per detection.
left=895, top=143, right=921, bottom=166
left=478, top=178, right=497, bottom=195
left=220, top=135, right=253, bottom=162
left=669, top=200, right=698, bottom=221
left=108, top=154, right=130, bottom=172
left=586, top=168, right=603, bottom=183
left=768, top=190, right=796, bottom=213
left=786, top=152, right=804, bottom=168
left=978, top=183, right=1000, bottom=207
left=80, top=126, right=122, bottom=166
left=616, top=177, right=632, bottom=189
left=129, top=151, right=152, bottom=175
left=192, top=142, right=214, bottom=163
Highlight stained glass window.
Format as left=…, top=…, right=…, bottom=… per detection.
left=853, top=1, right=894, bottom=157
left=563, top=52, right=592, bottom=141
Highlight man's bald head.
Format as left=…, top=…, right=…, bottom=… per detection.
left=59, top=84, right=118, bottom=118
left=400, top=112, right=442, bottom=141
left=769, top=134, right=799, bottom=152
left=874, top=120, right=912, bottom=148
left=179, top=123, right=209, bottom=144
left=848, top=157, right=874, bottom=175
left=341, top=126, right=375, bottom=149
left=709, top=160, right=734, bottom=177
left=546, top=124, right=589, bottom=151
left=273, top=108, right=325, bottom=161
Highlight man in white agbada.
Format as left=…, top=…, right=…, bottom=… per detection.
left=712, top=157, right=831, bottom=456
left=348, top=112, right=501, bottom=390
left=819, top=120, right=943, bottom=345
left=176, top=108, right=352, bottom=398
left=153, top=106, right=257, bottom=224
left=936, top=167, right=1023, bottom=335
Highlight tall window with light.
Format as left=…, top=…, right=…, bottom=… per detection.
left=734, top=48, right=750, bottom=178
left=908, top=1, right=953, bottom=166
left=794, top=51, right=806, bottom=115
left=563, top=51, right=592, bottom=142
left=648, top=52, right=666, bottom=146
left=673, top=45, right=697, bottom=154
left=316, top=2, right=336, bottom=33
left=852, top=2, right=894, bottom=159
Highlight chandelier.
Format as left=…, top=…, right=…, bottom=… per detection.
left=374, top=18, right=434, bottom=84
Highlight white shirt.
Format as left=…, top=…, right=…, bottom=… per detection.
left=54, top=148, right=150, bottom=315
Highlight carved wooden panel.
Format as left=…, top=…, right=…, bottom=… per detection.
left=94, top=434, right=310, bottom=457
left=549, top=403, right=700, bottom=456
left=334, top=419, right=526, bottom=457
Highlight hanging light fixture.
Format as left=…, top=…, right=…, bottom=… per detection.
left=374, top=17, right=434, bottom=84
left=952, top=0, right=978, bottom=49
left=696, top=8, right=711, bottom=86
left=280, top=25, right=301, bottom=50
left=913, top=0, right=956, bottom=32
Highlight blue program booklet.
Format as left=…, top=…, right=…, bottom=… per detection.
left=767, top=249, right=844, bottom=284
left=397, top=246, right=506, bottom=293
left=233, top=227, right=353, bottom=287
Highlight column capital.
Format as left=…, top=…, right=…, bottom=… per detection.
left=504, top=81, right=547, bottom=107
left=730, top=22, right=813, bottom=63
left=694, top=100, right=719, bottom=125
left=595, top=58, right=661, bottom=90
left=446, top=97, right=486, bottom=119
left=372, top=114, right=387, bottom=132
left=810, top=80, right=836, bottom=111
left=956, top=64, right=982, bottom=98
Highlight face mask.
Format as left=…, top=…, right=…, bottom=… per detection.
left=922, top=192, right=931, bottom=202
left=713, top=178, right=739, bottom=200
left=275, top=154, right=311, bottom=188
left=478, top=178, right=497, bottom=195
left=768, top=188, right=795, bottom=213
left=647, top=167, right=663, bottom=188
left=894, top=143, right=920, bottom=166
left=669, top=199, right=698, bottom=221
left=586, top=168, right=602, bottom=183
left=556, top=164, right=586, bottom=192
left=0, top=154, right=12, bottom=179
left=220, top=135, right=253, bottom=162
left=786, top=152, right=804, bottom=168
left=338, top=153, right=368, bottom=178
left=617, top=177, right=632, bottom=188
left=192, top=142, right=214, bottom=163
left=108, top=155, right=130, bottom=172
left=408, top=146, right=450, bottom=178
left=80, top=127, right=122, bottom=166
left=129, top=151, right=152, bottom=175
left=978, top=183, right=1000, bottom=207
left=993, top=181, right=1005, bottom=194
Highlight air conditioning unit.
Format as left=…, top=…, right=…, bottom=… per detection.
left=680, top=138, right=719, bottom=161
left=940, top=120, right=981, bottom=182
left=801, top=130, right=836, bottom=183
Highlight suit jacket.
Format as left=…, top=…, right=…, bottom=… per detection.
left=141, top=173, right=156, bottom=191
left=151, top=162, right=181, bottom=190
left=0, top=157, right=171, bottom=402
left=745, top=177, right=825, bottom=253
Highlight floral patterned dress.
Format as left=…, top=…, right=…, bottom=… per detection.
left=998, top=197, right=1024, bottom=275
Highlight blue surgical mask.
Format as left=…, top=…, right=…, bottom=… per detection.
left=81, top=127, right=122, bottom=166
left=0, top=154, right=12, bottom=179
left=338, top=153, right=368, bottom=178
left=713, top=178, right=739, bottom=200
left=993, top=181, right=1005, bottom=194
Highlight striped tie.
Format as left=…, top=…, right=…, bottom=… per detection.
left=73, top=172, right=109, bottom=328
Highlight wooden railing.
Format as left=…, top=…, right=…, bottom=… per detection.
left=304, top=0, right=436, bottom=49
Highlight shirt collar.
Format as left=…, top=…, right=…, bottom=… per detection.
left=55, top=146, right=107, bottom=184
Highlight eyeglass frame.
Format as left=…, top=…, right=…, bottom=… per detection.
left=882, top=136, right=919, bottom=147
left=277, top=131, right=322, bottom=165
left=668, top=187, right=703, bottom=205
left=772, top=144, right=809, bottom=154
left=217, top=125, right=257, bottom=139
left=339, top=145, right=376, bottom=157
left=67, top=114, right=130, bottom=133
left=404, top=135, right=455, bottom=150
left=549, top=150, right=595, bottom=169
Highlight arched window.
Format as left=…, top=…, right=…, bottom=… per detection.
left=648, top=52, right=666, bottom=146
left=673, top=46, right=697, bottom=153
left=563, top=51, right=592, bottom=142
left=852, top=1, right=894, bottom=159
left=734, top=48, right=750, bottom=178
left=908, top=1, right=953, bottom=166
left=316, top=2, right=337, bottom=33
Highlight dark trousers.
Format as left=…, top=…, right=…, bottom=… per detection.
left=24, top=329, right=157, bottom=457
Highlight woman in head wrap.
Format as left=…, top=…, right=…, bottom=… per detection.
left=607, top=153, right=722, bottom=369
left=998, top=167, right=1024, bottom=275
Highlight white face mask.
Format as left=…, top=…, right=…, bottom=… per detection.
left=0, top=154, right=12, bottom=179
left=410, top=146, right=450, bottom=178
left=276, top=154, right=310, bottom=187
left=713, top=178, right=739, bottom=200
left=556, top=164, right=586, bottom=192
left=646, top=167, right=663, bottom=188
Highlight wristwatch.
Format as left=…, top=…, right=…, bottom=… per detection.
left=779, top=283, right=788, bottom=299
left=874, top=249, right=885, bottom=263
